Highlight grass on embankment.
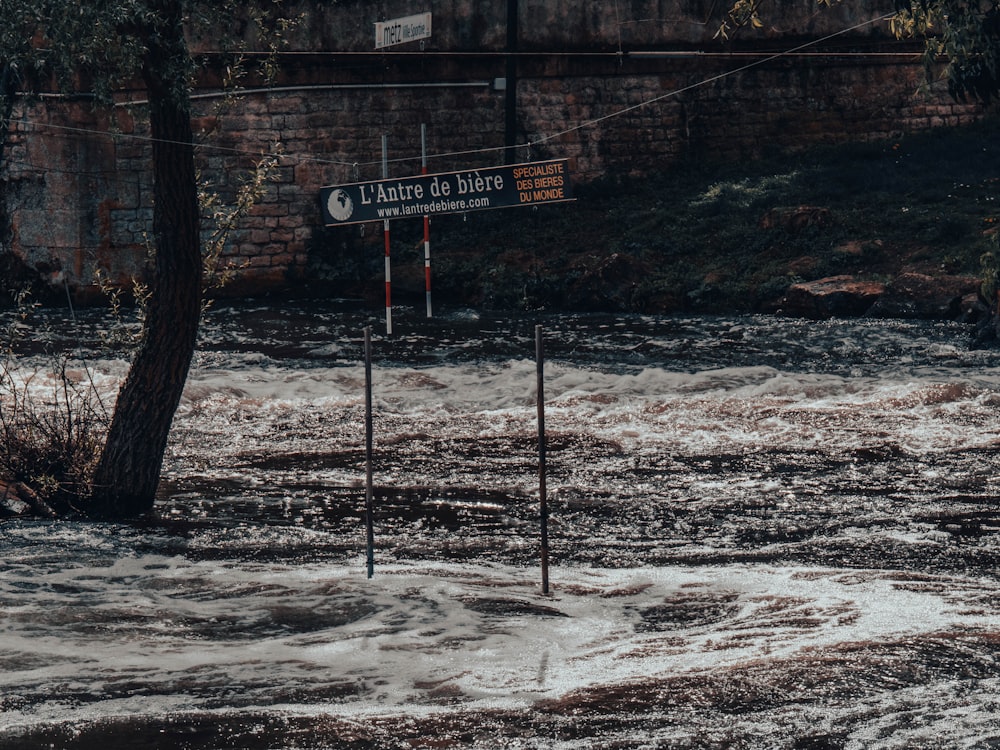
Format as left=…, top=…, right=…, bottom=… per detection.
left=414, top=119, right=999, bottom=314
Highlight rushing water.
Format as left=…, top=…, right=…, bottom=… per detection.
left=3, top=301, right=1000, bottom=749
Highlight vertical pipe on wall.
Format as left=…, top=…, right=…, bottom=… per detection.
left=504, top=0, right=519, bottom=164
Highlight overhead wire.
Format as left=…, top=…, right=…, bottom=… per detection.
left=531, top=10, right=897, bottom=149
left=350, top=8, right=898, bottom=168
left=4, top=9, right=899, bottom=179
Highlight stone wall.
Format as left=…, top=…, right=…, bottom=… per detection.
left=515, top=54, right=964, bottom=180
left=0, top=0, right=987, bottom=299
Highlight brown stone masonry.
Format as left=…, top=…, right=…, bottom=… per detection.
left=0, top=0, right=985, bottom=298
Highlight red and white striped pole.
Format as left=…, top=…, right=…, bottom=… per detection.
left=381, top=135, right=392, bottom=335
left=421, top=123, right=432, bottom=318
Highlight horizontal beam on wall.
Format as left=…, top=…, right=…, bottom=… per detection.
left=195, top=48, right=924, bottom=60
left=111, top=82, right=493, bottom=107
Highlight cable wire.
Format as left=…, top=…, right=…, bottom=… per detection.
left=5, top=10, right=899, bottom=178
left=532, top=10, right=897, bottom=149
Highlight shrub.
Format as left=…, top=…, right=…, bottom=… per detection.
left=1, top=328, right=108, bottom=517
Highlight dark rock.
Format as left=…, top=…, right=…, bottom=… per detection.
left=0, top=252, right=60, bottom=307
left=759, top=206, right=833, bottom=232
left=566, top=252, right=650, bottom=312
left=780, top=275, right=885, bottom=319
left=867, top=272, right=980, bottom=320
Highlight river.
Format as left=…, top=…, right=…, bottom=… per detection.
left=2, top=301, right=1000, bottom=749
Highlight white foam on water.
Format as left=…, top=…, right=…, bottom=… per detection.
left=2, top=540, right=997, bottom=731
left=6, top=313, right=1000, bottom=745
left=170, top=357, right=1000, bottom=466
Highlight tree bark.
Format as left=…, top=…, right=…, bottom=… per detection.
left=87, top=0, right=201, bottom=518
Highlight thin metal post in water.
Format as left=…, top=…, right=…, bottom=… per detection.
left=364, top=326, right=375, bottom=579
left=536, top=324, right=549, bottom=595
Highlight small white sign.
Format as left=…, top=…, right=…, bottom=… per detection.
left=375, top=12, right=432, bottom=49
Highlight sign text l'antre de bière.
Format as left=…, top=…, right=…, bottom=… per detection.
left=320, top=160, right=574, bottom=227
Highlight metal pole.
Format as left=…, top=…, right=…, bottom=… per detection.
left=536, top=324, right=549, bottom=595
left=504, top=0, right=519, bottom=164
left=364, top=326, right=375, bottom=579
left=382, top=135, right=393, bottom=335
left=421, top=123, right=432, bottom=318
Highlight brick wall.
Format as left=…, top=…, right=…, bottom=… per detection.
left=1, top=0, right=987, bottom=298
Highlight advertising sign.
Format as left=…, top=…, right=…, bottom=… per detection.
left=320, top=159, right=573, bottom=227
left=375, top=12, right=432, bottom=49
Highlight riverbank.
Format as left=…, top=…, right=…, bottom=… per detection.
left=339, top=119, right=999, bottom=321
left=4, top=120, right=997, bottom=321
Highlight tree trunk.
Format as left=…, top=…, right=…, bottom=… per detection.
left=87, top=1, right=201, bottom=518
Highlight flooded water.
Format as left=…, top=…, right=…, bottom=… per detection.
left=3, top=301, right=1000, bottom=748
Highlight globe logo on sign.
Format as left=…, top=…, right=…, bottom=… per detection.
left=327, top=188, right=354, bottom=222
